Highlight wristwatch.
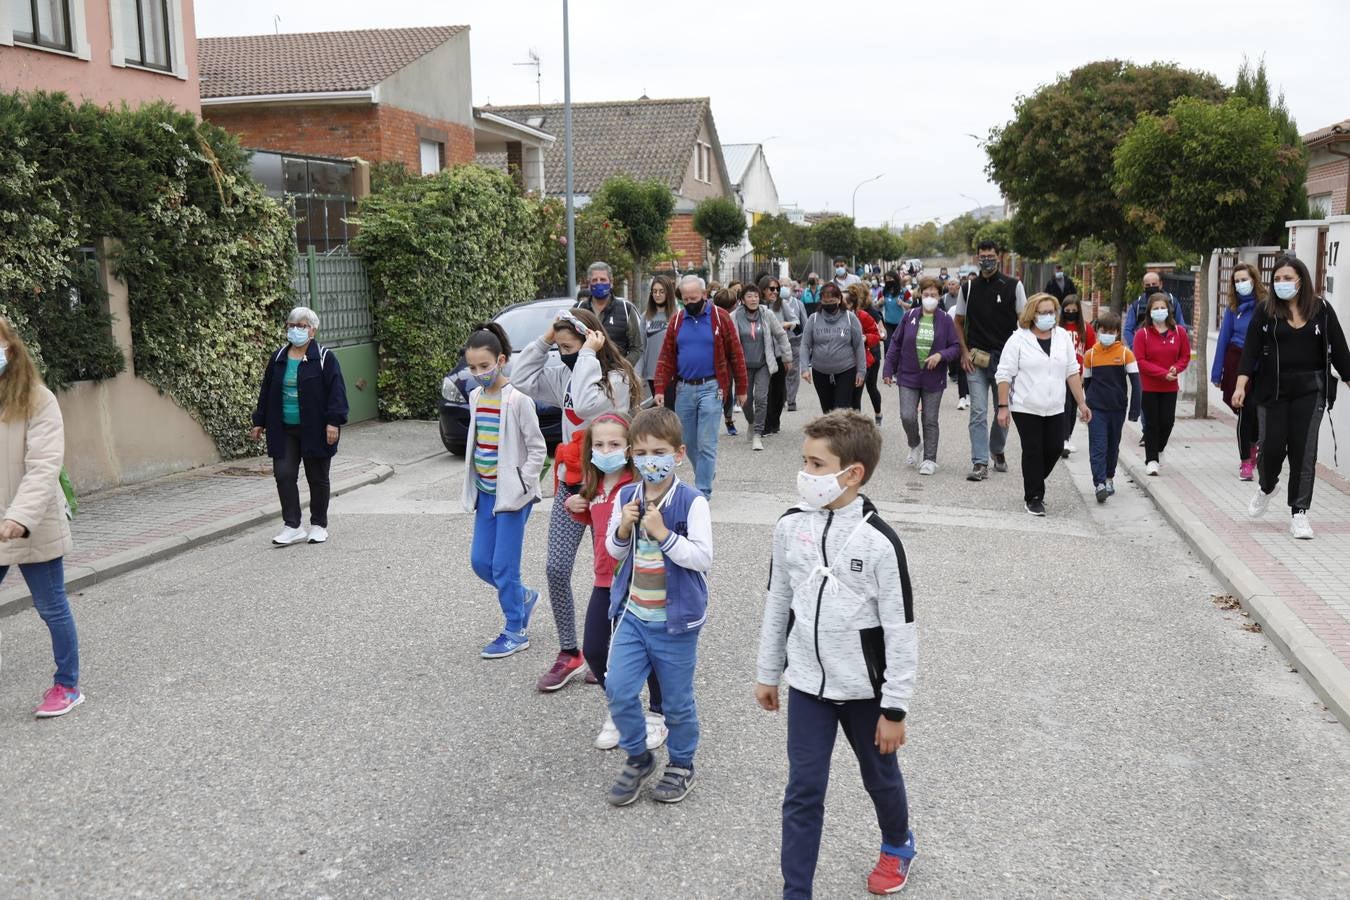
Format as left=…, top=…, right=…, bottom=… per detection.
left=997, top=403, right=1009, bottom=408
left=882, top=708, right=907, bottom=722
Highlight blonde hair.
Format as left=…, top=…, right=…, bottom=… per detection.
left=1018, top=292, right=1060, bottom=329
left=0, top=318, right=45, bottom=423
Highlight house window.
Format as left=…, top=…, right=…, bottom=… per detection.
left=1309, top=193, right=1333, bottom=217
left=420, top=140, right=444, bottom=176
left=117, top=0, right=172, bottom=70
left=694, top=141, right=713, bottom=184
left=10, top=0, right=72, bottom=51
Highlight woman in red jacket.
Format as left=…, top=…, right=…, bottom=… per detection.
left=1058, top=295, right=1096, bottom=458
left=1132, top=292, right=1190, bottom=475
left=846, top=284, right=884, bottom=423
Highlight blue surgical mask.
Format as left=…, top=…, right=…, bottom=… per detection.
left=1234, top=280, right=1254, bottom=297
left=1035, top=313, right=1056, bottom=331
left=1150, top=308, right=1169, bottom=323
left=835, top=266, right=847, bottom=277
left=590, top=282, right=612, bottom=300
left=591, top=448, right=628, bottom=474
left=287, top=326, right=310, bottom=347
left=1274, top=281, right=1298, bottom=301
left=1098, top=332, right=1117, bottom=347
left=633, top=453, right=676, bottom=483
left=473, top=368, right=498, bottom=389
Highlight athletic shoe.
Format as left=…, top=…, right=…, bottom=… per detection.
left=536, top=651, right=585, bottom=692
left=1239, top=456, right=1256, bottom=481
left=650, top=765, right=695, bottom=803
left=1248, top=488, right=1272, bottom=518
left=1060, top=448, right=1071, bottom=460
left=306, top=525, right=329, bottom=544
left=1145, top=461, right=1159, bottom=476
left=867, top=832, right=916, bottom=895
left=272, top=526, right=308, bottom=546
left=1025, top=499, right=1046, bottom=516
left=1064, top=440, right=1077, bottom=454
left=966, top=463, right=988, bottom=482
left=905, top=447, right=920, bottom=467
left=584, top=668, right=600, bottom=685
left=521, top=588, right=540, bottom=631
left=1106, top=478, right=1116, bottom=495
left=752, top=435, right=764, bottom=451
left=725, top=420, right=739, bottom=436
left=606, top=751, right=658, bottom=806
left=918, top=460, right=937, bottom=476
left=1095, top=483, right=1110, bottom=504
left=788, top=403, right=798, bottom=412
left=992, top=453, right=1008, bottom=473
left=1290, top=512, right=1314, bottom=540
left=645, top=712, right=669, bottom=750
left=956, top=397, right=970, bottom=410
left=875, top=415, right=883, bottom=426
left=34, top=684, right=84, bottom=718
left=595, top=716, right=621, bottom=750
left=481, top=631, right=529, bottom=659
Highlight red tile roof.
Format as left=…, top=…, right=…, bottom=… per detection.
left=1302, top=118, right=1350, bottom=148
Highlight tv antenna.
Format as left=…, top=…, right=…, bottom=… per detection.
left=514, top=48, right=542, bottom=104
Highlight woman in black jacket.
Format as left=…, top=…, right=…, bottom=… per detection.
left=1232, top=256, right=1350, bottom=540
left=250, top=306, right=350, bottom=546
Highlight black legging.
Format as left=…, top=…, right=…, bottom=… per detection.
left=765, top=362, right=787, bottom=433
left=1012, top=411, right=1066, bottom=503
left=1141, top=392, right=1179, bottom=463
left=273, top=426, right=332, bottom=528
left=1257, top=389, right=1325, bottom=512
left=582, top=586, right=662, bottom=713
left=852, top=359, right=882, bottom=415
left=949, top=357, right=968, bottom=398
left=812, top=368, right=856, bottom=413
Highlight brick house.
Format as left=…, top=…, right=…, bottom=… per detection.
left=197, top=26, right=552, bottom=183
left=480, top=97, right=734, bottom=271
left=0, top=0, right=198, bottom=111
left=1304, top=118, right=1350, bottom=217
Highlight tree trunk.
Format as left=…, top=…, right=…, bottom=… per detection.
left=1111, top=244, right=1131, bottom=311
left=631, top=260, right=643, bottom=304
left=1193, top=252, right=1211, bottom=419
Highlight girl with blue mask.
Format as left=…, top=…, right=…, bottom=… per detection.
left=1133, top=293, right=1190, bottom=476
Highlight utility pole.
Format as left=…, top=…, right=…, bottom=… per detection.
left=563, top=1, right=576, bottom=299
left=850, top=173, right=884, bottom=270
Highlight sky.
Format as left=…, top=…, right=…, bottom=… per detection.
left=195, top=0, right=1348, bottom=229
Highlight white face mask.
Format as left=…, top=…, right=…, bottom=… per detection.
left=921, top=297, right=939, bottom=312
left=796, top=468, right=853, bottom=510
left=1035, top=313, right=1056, bottom=331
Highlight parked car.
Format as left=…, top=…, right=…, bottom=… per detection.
left=439, top=297, right=574, bottom=456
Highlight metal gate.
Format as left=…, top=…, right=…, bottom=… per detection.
left=292, top=246, right=374, bottom=348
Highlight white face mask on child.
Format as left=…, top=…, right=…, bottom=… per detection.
left=796, top=467, right=854, bottom=509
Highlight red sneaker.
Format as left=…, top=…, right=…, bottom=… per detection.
left=35, top=684, right=84, bottom=719
left=536, top=652, right=585, bottom=692
left=867, top=833, right=915, bottom=895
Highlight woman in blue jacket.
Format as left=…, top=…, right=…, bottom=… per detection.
left=250, top=306, right=349, bottom=546
left=1211, top=262, right=1263, bottom=481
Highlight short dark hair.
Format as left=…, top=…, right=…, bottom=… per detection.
left=467, top=322, right=512, bottom=359
left=976, top=239, right=999, bottom=254
left=1095, top=310, right=1121, bottom=332
left=834, top=257, right=847, bottom=265
left=818, top=282, right=844, bottom=302
left=629, top=407, right=683, bottom=448
left=803, top=410, right=882, bottom=485
left=741, top=283, right=762, bottom=300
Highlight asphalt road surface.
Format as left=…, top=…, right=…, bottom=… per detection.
left=2, top=389, right=1348, bottom=898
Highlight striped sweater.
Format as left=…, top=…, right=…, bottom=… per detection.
left=472, top=392, right=501, bottom=493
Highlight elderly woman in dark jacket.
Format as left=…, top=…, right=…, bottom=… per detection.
left=250, top=306, right=349, bottom=546
left=883, top=277, right=963, bottom=475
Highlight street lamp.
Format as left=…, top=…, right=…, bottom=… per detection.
left=851, top=173, right=884, bottom=269
left=562, top=0, right=576, bottom=298
left=959, top=193, right=981, bottom=211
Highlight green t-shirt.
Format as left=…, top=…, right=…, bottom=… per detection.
left=282, top=357, right=301, bottom=425
left=915, top=313, right=935, bottom=364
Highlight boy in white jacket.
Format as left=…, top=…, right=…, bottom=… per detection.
left=755, top=410, right=917, bottom=898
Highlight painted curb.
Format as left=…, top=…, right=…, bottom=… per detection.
left=0, top=463, right=394, bottom=619
left=1117, top=446, right=1350, bottom=729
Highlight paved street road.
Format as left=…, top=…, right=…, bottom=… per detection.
left=3, top=391, right=1349, bottom=898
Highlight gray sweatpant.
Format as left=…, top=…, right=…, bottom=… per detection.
left=786, top=337, right=803, bottom=405
left=899, top=386, right=944, bottom=462
left=743, top=365, right=772, bottom=435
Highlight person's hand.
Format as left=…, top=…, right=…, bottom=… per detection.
left=1079, top=404, right=1092, bottom=424
left=654, top=392, right=666, bottom=407
left=883, top=375, right=895, bottom=387
left=1231, top=386, right=1245, bottom=409
left=736, top=394, right=748, bottom=408
left=755, top=682, right=780, bottom=712
left=925, top=353, right=943, bottom=370
left=0, top=519, right=25, bottom=541
left=584, top=329, right=606, bottom=354
left=326, top=425, right=339, bottom=445
left=617, top=497, right=640, bottom=539
left=1165, top=371, right=1178, bottom=382
left=875, top=717, right=907, bottom=755
left=542, top=324, right=557, bottom=345
left=641, top=503, right=669, bottom=542
left=248, top=426, right=263, bottom=442
left=961, top=350, right=974, bottom=374
left=1168, top=365, right=1178, bottom=376
left=996, top=407, right=1010, bottom=429
left=564, top=494, right=589, bottom=514
left=802, top=371, right=813, bottom=384
left=855, top=375, right=864, bottom=387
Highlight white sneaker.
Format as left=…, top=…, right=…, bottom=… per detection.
left=307, top=525, right=329, bottom=544
left=752, top=435, right=764, bottom=451
left=1248, top=488, right=1272, bottom=518
left=919, top=460, right=937, bottom=476
left=645, top=712, right=668, bottom=750
left=272, top=526, right=309, bottom=546
left=1145, top=461, right=1159, bottom=476
left=1290, top=512, right=1314, bottom=540
left=956, top=397, right=970, bottom=410
left=905, top=447, right=920, bottom=467
left=594, top=715, right=620, bottom=750
left=1064, top=440, right=1077, bottom=454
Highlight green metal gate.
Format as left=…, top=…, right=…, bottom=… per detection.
left=293, top=246, right=379, bottom=422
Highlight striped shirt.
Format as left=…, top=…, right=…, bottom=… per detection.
left=473, top=393, right=501, bottom=493
left=626, top=533, right=668, bottom=622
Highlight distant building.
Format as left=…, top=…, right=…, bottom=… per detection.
left=721, top=143, right=781, bottom=277
left=1304, top=118, right=1350, bottom=217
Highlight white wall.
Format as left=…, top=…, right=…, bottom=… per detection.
left=1320, top=216, right=1350, bottom=478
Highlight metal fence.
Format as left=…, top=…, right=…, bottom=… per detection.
left=1160, top=271, right=1197, bottom=329
left=292, top=246, right=375, bottom=348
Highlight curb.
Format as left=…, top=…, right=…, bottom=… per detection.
left=1117, top=445, right=1350, bottom=730
left=0, top=463, right=395, bottom=619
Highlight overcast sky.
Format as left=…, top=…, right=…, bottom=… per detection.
left=196, top=0, right=1347, bottom=228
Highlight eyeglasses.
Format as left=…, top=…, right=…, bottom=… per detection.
left=767, top=287, right=780, bottom=292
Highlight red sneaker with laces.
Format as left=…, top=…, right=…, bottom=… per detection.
left=35, top=684, right=84, bottom=718
left=867, top=832, right=915, bottom=895
left=536, top=651, right=585, bottom=692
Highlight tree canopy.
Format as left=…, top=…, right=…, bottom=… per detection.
left=592, top=175, right=675, bottom=272
left=748, top=213, right=805, bottom=262
left=692, top=196, right=746, bottom=275
left=1233, top=56, right=1309, bottom=244
left=808, top=216, right=857, bottom=259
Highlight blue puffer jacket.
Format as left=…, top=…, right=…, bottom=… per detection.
left=1211, top=297, right=1257, bottom=383
left=252, top=342, right=349, bottom=458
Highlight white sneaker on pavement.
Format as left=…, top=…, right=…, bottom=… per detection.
left=905, top=447, right=920, bottom=467
left=919, top=460, right=937, bottom=476
left=595, top=715, right=620, bottom=750
left=307, top=525, right=329, bottom=544
left=1145, top=461, right=1159, bottom=476
left=1248, top=488, right=1272, bottom=518
left=645, top=712, right=668, bottom=750
left=956, top=397, right=970, bottom=410
left=1290, top=512, right=1314, bottom=540
left=272, top=526, right=308, bottom=546
left=752, top=435, right=764, bottom=451
left=1064, top=440, right=1077, bottom=454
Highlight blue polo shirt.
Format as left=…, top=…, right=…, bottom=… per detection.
left=676, top=307, right=716, bottom=381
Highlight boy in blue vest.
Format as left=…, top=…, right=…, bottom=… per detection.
left=757, top=410, right=917, bottom=896
left=1082, top=310, right=1142, bottom=503
left=604, top=407, right=713, bottom=806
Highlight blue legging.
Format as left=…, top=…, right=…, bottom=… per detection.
left=470, top=490, right=533, bottom=634
left=1, top=557, right=79, bottom=688
left=582, top=586, right=662, bottom=713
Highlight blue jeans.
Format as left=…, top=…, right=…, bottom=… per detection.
left=605, top=613, right=700, bottom=765
left=966, top=362, right=1008, bottom=465
left=674, top=380, right=721, bottom=498
left=1088, top=407, right=1127, bottom=485
left=470, top=489, right=533, bottom=634
left=1, top=558, right=79, bottom=688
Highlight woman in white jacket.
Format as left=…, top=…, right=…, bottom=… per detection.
left=995, top=293, right=1091, bottom=516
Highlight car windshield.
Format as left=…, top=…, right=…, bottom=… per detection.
left=496, top=300, right=573, bottom=351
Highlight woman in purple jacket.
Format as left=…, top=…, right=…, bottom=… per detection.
left=883, top=277, right=963, bottom=475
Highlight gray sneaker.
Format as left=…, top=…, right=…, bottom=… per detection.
left=651, top=765, right=696, bottom=803
left=992, top=453, right=1009, bottom=473
left=966, top=463, right=989, bottom=482
left=606, top=752, right=658, bottom=807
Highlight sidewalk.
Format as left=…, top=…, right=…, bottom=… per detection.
left=1116, top=385, right=1350, bottom=728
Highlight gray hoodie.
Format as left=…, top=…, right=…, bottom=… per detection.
left=800, top=309, right=865, bottom=375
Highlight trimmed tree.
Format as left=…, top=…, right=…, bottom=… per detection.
left=985, top=60, right=1226, bottom=309
left=748, top=213, right=805, bottom=267
left=1114, top=95, right=1294, bottom=417
left=692, top=196, right=746, bottom=282
left=808, top=216, right=858, bottom=261
left=591, top=175, right=675, bottom=292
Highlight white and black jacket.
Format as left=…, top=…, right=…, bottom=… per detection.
left=756, top=495, right=917, bottom=717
